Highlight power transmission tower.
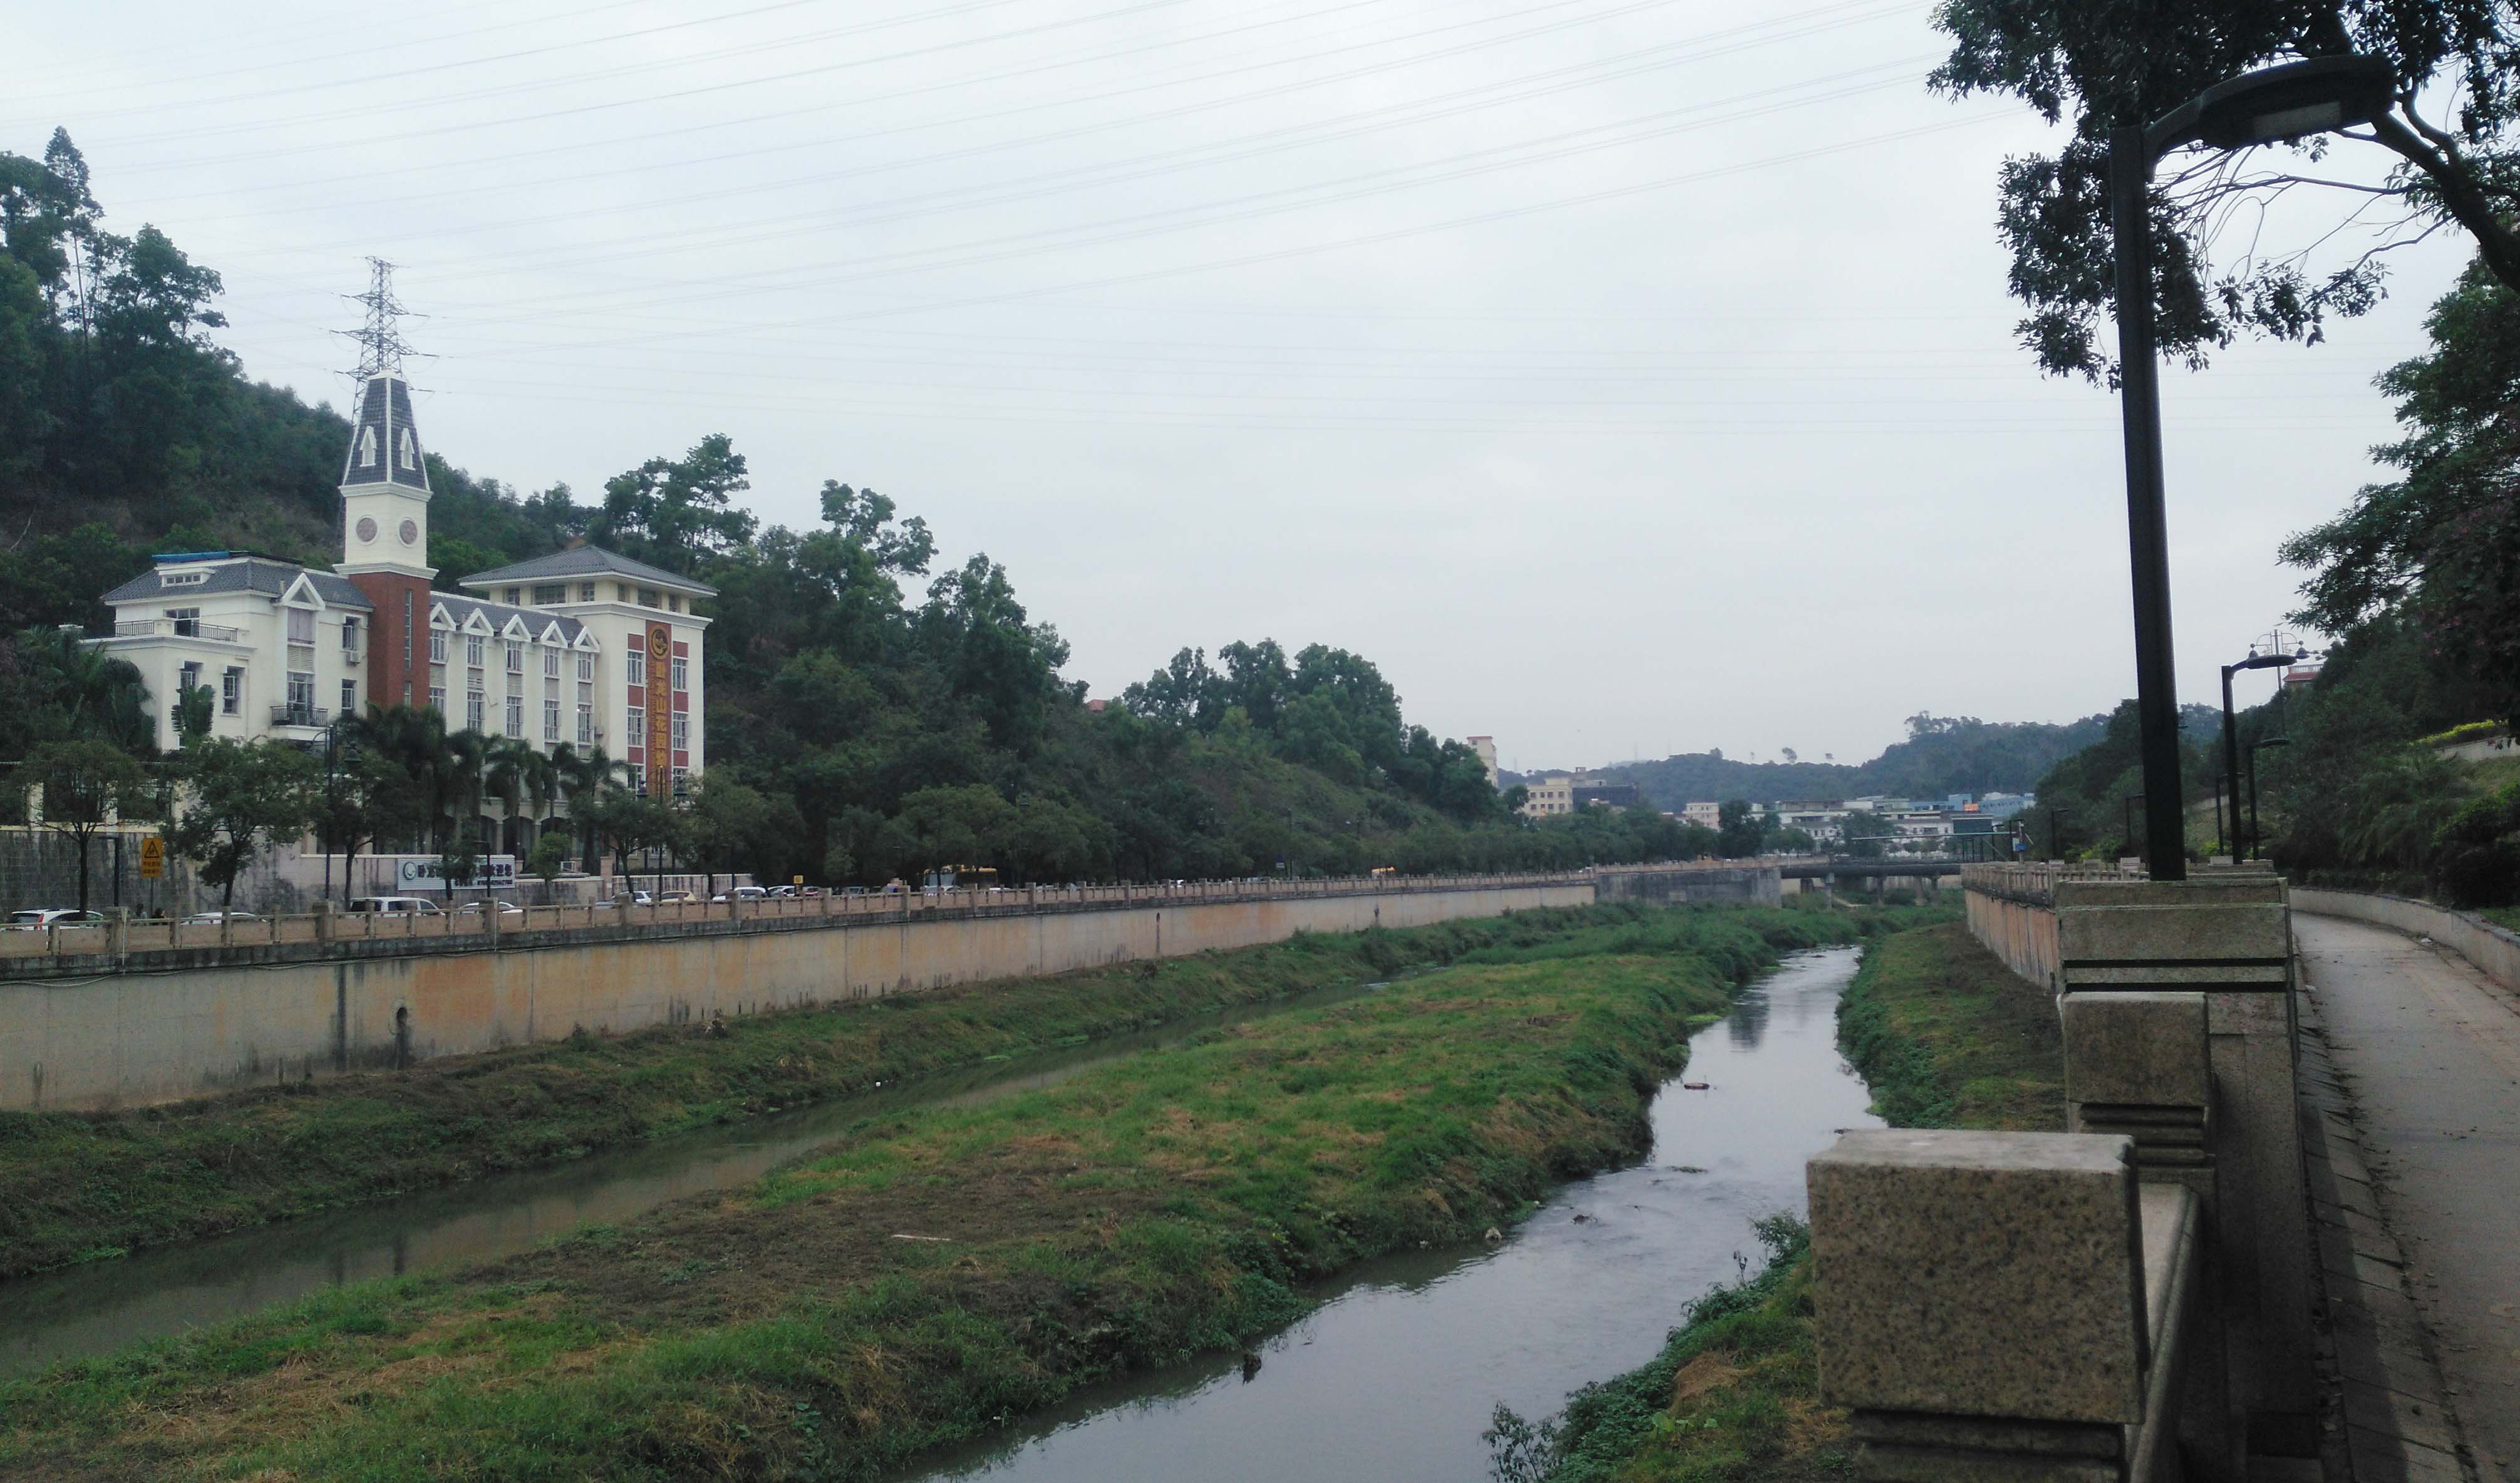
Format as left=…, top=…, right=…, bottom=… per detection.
left=335, top=257, right=423, bottom=383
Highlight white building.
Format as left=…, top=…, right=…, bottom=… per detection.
left=91, top=368, right=711, bottom=842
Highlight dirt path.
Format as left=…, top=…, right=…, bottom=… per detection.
left=2296, top=913, right=2520, bottom=1482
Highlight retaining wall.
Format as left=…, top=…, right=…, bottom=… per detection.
left=0, top=880, right=1593, bottom=1112
left=2291, top=888, right=2520, bottom=993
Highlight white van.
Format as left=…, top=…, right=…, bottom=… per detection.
left=347, top=896, right=443, bottom=916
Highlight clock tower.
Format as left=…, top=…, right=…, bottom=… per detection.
left=336, top=371, right=436, bottom=710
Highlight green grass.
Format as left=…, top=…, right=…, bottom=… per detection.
left=0, top=901, right=1842, bottom=1281
left=0, top=902, right=1914, bottom=1481
left=1502, top=915, right=2057, bottom=1483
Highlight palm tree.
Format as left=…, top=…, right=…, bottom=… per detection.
left=18, top=625, right=151, bottom=752
left=549, top=743, right=615, bottom=870
left=482, top=736, right=558, bottom=855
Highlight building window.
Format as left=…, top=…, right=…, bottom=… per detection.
left=286, top=607, right=315, bottom=645
left=342, top=678, right=358, bottom=716
left=397, top=427, right=417, bottom=469
left=616, top=584, right=631, bottom=602
left=358, top=426, right=377, bottom=466
left=544, top=696, right=561, bottom=741
left=626, top=704, right=644, bottom=740
left=287, top=671, right=315, bottom=720
left=220, top=667, right=242, bottom=714
left=465, top=634, right=483, bottom=668
left=429, top=685, right=446, bottom=713
left=576, top=701, right=593, bottom=745
left=576, top=653, right=594, bottom=683
left=669, top=654, right=688, bottom=692
left=637, top=587, right=660, bottom=608
left=467, top=689, right=485, bottom=731
left=672, top=766, right=689, bottom=799
left=626, top=763, right=646, bottom=795
left=503, top=587, right=521, bottom=604
left=532, top=584, right=566, bottom=605
left=543, top=646, right=560, bottom=677
left=505, top=641, right=524, bottom=674
left=430, top=629, right=448, bottom=664
left=580, top=582, right=597, bottom=602
left=504, top=694, right=522, bottom=736
left=668, top=594, right=681, bottom=613
left=341, top=616, right=359, bottom=651
left=624, top=642, right=643, bottom=685
left=670, top=711, right=688, bottom=750
left=166, top=606, right=201, bottom=637
left=178, top=661, right=202, bottom=696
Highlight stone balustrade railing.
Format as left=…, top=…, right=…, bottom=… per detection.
left=1813, top=874, right=2313, bottom=1480
left=0, top=868, right=1615, bottom=978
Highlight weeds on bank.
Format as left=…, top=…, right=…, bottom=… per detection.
left=0, top=901, right=1868, bottom=1279
left=1, top=904, right=1894, bottom=1481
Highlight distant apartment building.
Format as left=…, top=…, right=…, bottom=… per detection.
left=1467, top=735, right=1498, bottom=788
left=1572, top=780, right=1640, bottom=810
left=1680, top=800, right=1722, bottom=832
left=1519, top=775, right=1574, bottom=818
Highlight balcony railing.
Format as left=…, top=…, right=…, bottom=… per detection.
left=103, top=618, right=244, bottom=643
left=271, top=704, right=331, bottom=728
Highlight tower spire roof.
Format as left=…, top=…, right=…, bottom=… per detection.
left=335, top=259, right=430, bottom=494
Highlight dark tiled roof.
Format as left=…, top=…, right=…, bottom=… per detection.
left=458, top=544, right=717, bottom=597
left=430, top=592, right=589, bottom=643
left=101, top=558, right=374, bottom=610
left=341, top=375, right=430, bottom=492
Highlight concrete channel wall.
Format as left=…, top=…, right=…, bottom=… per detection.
left=0, top=879, right=1593, bottom=1112
left=2291, top=887, right=2520, bottom=993
left=1960, top=864, right=2129, bottom=989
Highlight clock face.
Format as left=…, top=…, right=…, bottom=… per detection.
left=399, top=519, right=420, bottom=546
left=355, top=517, right=378, bottom=543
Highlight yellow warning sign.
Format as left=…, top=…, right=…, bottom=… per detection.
left=139, top=837, right=165, bottom=879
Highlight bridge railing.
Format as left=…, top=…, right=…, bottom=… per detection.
left=0, top=869, right=1596, bottom=973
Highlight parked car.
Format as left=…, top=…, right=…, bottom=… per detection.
left=654, top=891, right=702, bottom=906
left=711, top=886, right=770, bottom=903
left=5, top=908, right=105, bottom=930
left=453, top=901, right=524, bottom=917
left=346, top=896, right=443, bottom=916
left=598, top=890, right=655, bottom=909
left=182, top=911, right=262, bottom=926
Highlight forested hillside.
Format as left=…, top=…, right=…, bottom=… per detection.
left=0, top=131, right=1765, bottom=887
left=1518, top=713, right=2112, bottom=807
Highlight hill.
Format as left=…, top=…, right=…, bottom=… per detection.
left=1513, top=713, right=2117, bottom=807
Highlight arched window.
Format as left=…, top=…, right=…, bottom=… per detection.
left=357, top=426, right=378, bottom=467
left=397, top=428, right=417, bottom=468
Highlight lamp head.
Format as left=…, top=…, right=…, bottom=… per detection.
left=2146, top=55, right=2395, bottom=158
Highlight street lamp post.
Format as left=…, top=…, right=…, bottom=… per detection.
left=2221, top=646, right=2303, bottom=859
left=2109, top=55, right=2394, bottom=881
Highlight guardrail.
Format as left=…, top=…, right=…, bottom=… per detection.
left=0, top=870, right=1595, bottom=973
left=1960, top=861, right=2135, bottom=906
left=101, top=618, right=246, bottom=644
left=269, top=704, right=331, bottom=728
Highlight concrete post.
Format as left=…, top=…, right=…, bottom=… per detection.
left=1809, top=1129, right=2147, bottom=1480
left=2056, top=877, right=2313, bottom=1463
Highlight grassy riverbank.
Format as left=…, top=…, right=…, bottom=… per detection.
left=2, top=904, right=1893, bottom=1480
left=0, top=901, right=1805, bottom=1280
left=1501, top=917, right=2058, bottom=1483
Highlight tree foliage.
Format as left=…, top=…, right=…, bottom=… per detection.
left=1931, top=0, right=2520, bottom=378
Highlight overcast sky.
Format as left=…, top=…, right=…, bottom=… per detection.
left=11, top=0, right=2472, bottom=772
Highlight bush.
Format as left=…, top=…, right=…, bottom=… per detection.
left=2430, top=782, right=2520, bottom=907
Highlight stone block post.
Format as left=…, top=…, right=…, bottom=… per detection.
left=1809, top=1129, right=2149, bottom=1480
left=2055, top=877, right=2311, bottom=1459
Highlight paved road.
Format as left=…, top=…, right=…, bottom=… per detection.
left=2298, top=914, right=2520, bottom=1480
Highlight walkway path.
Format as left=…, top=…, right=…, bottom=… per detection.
left=2298, top=913, right=2520, bottom=1482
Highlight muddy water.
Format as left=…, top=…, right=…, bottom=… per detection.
left=893, top=946, right=1879, bottom=1483
left=0, top=981, right=1380, bottom=1376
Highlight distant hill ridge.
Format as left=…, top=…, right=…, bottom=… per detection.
left=1506, top=713, right=2113, bottom=808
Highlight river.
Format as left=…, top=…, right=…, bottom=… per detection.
left=4, top=944, right=1878, bottom=1483
left=892, top=944, right=1878, bottom=1483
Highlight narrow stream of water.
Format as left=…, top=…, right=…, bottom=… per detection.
left=0, top=981, right=1380, bottom=1376
left=891, top=946, right=1879, bottom=1483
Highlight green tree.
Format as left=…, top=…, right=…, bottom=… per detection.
left=525, top=830, right=573, bottom=902
left=591, top=433, right=756, bottom=572
left=880, top=783, right=1016, bottom=883
left=20, top=738, right=152, bottom=910
left=2283, top=257, right=2520, bottom=722
left=167, top=738, right=318, bottom=916
left=682, top=772, right=783, bottom=897
left=1715, top=799, right=1765, bottom=859
left=1930, top=0, right=2520, bottom=380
